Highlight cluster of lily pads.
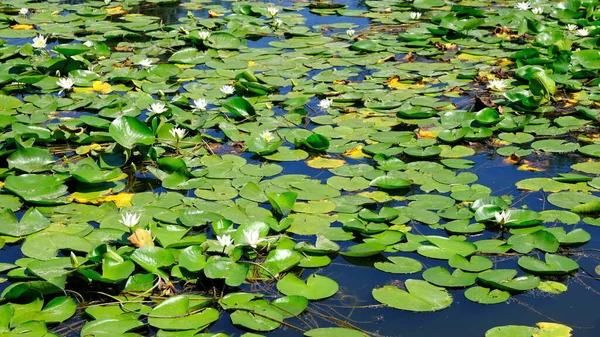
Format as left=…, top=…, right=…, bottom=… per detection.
left=0, top=0, right=599, bottom=336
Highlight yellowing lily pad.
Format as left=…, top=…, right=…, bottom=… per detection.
left=306, top=157, right=346, bottom=169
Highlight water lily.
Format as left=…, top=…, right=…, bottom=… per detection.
left=32, top=35, right=47, bottom=49
left=244, top=230, right=264, bottom=248
left=273, top=18, right=283, bottom=27
left=346, top=28, right=355, bottom=37
left=19, top=8, right=29, bottom=16
left=169, top=127, right=186, bottom=140
left=56, top=77, right=74, bottom=94
left=566, top=24, right=578, bottom=31
left=260, top=130, right=274, bottom=142
left=410, top=12, right=421, bottom=20
left=149, top=102, right=167, bottom=114
left=531, top=7, right=543, bottom=15
left=515, top=2, right=531, bottom=10
left=267, top=5, right=279, bottom=17
left=487, top=79, right=508, bottom=91
left=138, top=58, right=153, bottom=68
left=576, top=28, right=589, bottom=37
left=83, top=41, right=94, bottom=47
left=220, top=85, right=235, bottom=95
left=192, top=98, right=208, bottom=111
left=104, top=0, right=111, bottom=4
left=318, top=98, right=333, bottom=110
left=216, top=234, right=234, bottom=247
left=493, top=210, right=513, bottom=225
left=119, top=212, right=141, bottom=228
left=198, top=31, right=211, bottom=40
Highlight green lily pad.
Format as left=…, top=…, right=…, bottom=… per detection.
left=517, top=253, right=579, bottom=275
left=276, top=273, right=338, bottom=300
left=478, top=269, right=540, bottom=292
left=372, top=280, right=453, bottom=312
left=464, top=287, right=510, bottom=305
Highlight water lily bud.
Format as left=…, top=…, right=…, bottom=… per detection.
left=70, top=252, right=79, bottom=268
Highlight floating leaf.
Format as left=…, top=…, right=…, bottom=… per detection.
left=372, top=280, right=453, bottom=312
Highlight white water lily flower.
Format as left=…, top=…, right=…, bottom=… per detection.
left=32, top=35, right=47, bottom=49
left=19, top=8, right=29, bottom=16
left=56, top=77, right=74, bottom=94
left=198, top=31, right=211, bottom=40
left=267, top=5, right=279, bottom=17
left=576, top=28, right=590, bottom=37
left=83, top=41, right=94, bottom=47
left=410, top=12, right=421, bottom=20
left=260, top=130, right=274, bottom=142
left=216, top=234, right=234, bottom=247
left=493, top=210, right=513, bottom=225
left=346, top=28, right=355, bottom=37
left=119, top=212, right=141, bottom=228
left=244, top=230, right=264, bottom=248
left=149, top=102, right=167, bottom=114
left=138, top=58, right=153, bottom=68
left=192, top=98, right=207, bottom=111
left=515, top=2, right=531, bottom=10
left=531, top=7, right=543, bottom=15
left=273, top=18, right=283, bottom=27
left=566, top=24, right=578, bottom=31
left=169, top=127, right=186, bottom=140
left=104, top=0, right=111, bottom=4
left=220, top=85, right=235, bottom=95
left=487, top=79, right=508, bottom=91
left=318, top=98, right=333, bottom=110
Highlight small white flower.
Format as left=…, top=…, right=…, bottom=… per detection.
left=493, top=210, right=513, bottom=225
left=531, top=7, right=543, bottom=15
left=487, top=79, right=508, bottom=91
left=566, top=24, right=578, bottom=31
left=138, top=58, right=153, bottom=68
left=32, top=35, right=47, bottom=49
left=515, top=2, right=531, bottom=10
left=346, top=28, right=355, bottom=37
left=119, top=212, right=141, bottom=228
left=576, top=28, right=590, bottom=37
left=260, top=130, right=274, bottom=142
left=192, top=98, right=208, bottom=111
left=243, top=230, right=264, bottom=248
left=318, top=98, right=333, bottom=110
left=198, top=31, right=211, bottom=40
left=273, top=18, right=283, bottom=27
left=169, top=127, right=186, bottom=140
left=148, top=102, right=167, bottom=114
left=216, top=234, right=234, bottom=247
left=83, top=41, right=94, bottom=47
left=267, top=5, right=279, bottom=17
left=410, top=12, right=422, bottom=20
left=220, top=85, right=235, bottom=95
left=19, top=8, right=29, bottom=16
left=57, top=77, right=74, bottom=91
left=104, top=0, right=111, bottom=4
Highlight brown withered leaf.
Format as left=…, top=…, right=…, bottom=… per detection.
left=115, top=46, right=134, bottom=52
left=398, top=52, right=415, bottom=62
left=128, top=229, right=154, bottom=248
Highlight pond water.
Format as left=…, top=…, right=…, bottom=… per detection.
left=0, top=0, right=600, bottom=337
